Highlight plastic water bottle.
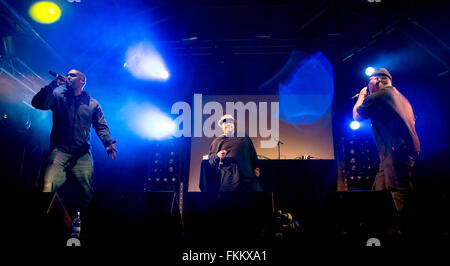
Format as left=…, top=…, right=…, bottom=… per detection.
left=71, top=212, right=81, bottom=238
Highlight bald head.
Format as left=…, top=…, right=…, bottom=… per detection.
left=66, top=69, right=87, bottom=91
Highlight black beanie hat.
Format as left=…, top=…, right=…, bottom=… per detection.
left=369, top=68, right=392, bottom=80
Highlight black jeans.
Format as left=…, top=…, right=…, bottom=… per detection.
left=372, top=151, right=416, bottom=215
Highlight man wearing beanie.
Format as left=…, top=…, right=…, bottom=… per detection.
left=208, top=114, right=262, bottom=192
left=353, top=68, right=420, bottom=233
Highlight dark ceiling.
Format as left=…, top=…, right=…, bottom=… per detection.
left=0, top=0, right=449, bottom=98
left=1, top=1, right=448, bottom=68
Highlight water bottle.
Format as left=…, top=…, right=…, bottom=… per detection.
left=70, top=212, right=81, bottom=238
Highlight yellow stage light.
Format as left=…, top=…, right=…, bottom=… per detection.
left=29, top=1, right=61, bottom=24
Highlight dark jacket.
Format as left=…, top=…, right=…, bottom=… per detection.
left=356, top=86, right=420, bottom=161
left=31, top=80, right=113, bottom=154
left=208, top=134, right=261, bottom=192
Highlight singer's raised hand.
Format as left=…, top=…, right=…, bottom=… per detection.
left=217, top=150, right=227, bottom=159
left=359, top=87, right=368, bottom=99
left=353, top=87, right=368, bottom=121
left=55, top=75, right=67, bottom=86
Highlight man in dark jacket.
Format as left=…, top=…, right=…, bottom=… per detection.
left=208, top=114, right=262, bottom=192
left=32, top=69, right=118, bottom=211
left=353, top=68, right=420, bottom=227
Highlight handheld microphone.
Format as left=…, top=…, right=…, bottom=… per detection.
left=48, top=70, right=58, bottom=77
left=351, top=93, right=360, bottom=99
left=218, top=150, right=231, bottom=170
left=48, top=70, right=67, bottom=82
left=352, top=85, right=374, bottom=100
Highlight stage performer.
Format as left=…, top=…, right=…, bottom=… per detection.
left=353, top=68, right=420, bottom=231
left=32, top=69, right=118, bottom=214
left=208, top=114, right=262, bottom=192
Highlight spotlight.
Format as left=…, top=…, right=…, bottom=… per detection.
left=124, top=42, right=169, bottom=81
left=29, top=1, right=61, bottom=24
left=160, top=70, right=169, bottom=80
left=365, top=67, right=375, bottom=77
left=148, top=115, right=176, bottom=139
left=132, top=107, right=176, bottom=140
left=350, top=121, right=361, bottom=130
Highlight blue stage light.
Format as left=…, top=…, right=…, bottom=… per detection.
left=124, top=42, right=169, bottom=81
left=148, top=115, right=176, bottom=139
left=350, top=121, right=361, bottom=130
left=138, top=111, right=176, bottom=140
left=365, top=67, right=375, bottom=76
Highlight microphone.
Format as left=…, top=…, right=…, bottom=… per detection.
left=48, top=70, right=67, bottom=82
left=352, top=86, right=373, bottom=99
left=352, top=82, right=379, bottom=99
left=48, top=70, right=58, bottom=77
left=351, top=93, right=360, bottom=99
left=218, top=150, right=231, bottom=170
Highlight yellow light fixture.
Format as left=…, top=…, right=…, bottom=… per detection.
left=29, top=1, right=61, bottom=24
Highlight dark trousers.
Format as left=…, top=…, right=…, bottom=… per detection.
left=372, top=151, right=416, bottom=215
left=40, top=148, right=94, bottom=215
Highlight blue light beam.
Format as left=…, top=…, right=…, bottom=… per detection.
left=124, top=42, right=169, bottom=81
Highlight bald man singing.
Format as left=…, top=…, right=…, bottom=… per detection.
left=32, top=69, right=118, bottom=215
